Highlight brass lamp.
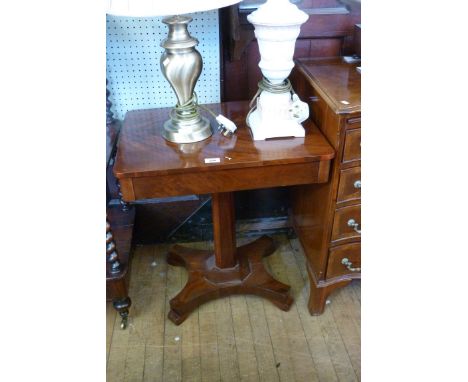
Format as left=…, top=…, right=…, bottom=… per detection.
left=106, top=0, right=241, bottom=143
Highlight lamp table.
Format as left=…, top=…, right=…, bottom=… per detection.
left=114, top=100, right=335, bottom=324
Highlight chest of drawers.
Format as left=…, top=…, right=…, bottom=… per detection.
left=290, top=57, right=361, bottom=314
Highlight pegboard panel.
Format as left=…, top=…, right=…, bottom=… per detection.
left=106, top=11, right=220, bottom=120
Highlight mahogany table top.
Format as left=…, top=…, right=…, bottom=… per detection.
left=114, top=101, right=335, bottom=179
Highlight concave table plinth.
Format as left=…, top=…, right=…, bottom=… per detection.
left=166, top=192, right=293, bottom=325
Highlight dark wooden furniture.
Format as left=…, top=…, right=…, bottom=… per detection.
left=220, top=0, right=361, bottom=101
left=290, top=57, right=361, bottom=315
left=106, top=84, right=135, bottom=329
left=114, top=101, right=335, bottom=325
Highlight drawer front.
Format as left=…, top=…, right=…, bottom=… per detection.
left=326, top=242, right=361, bottom=279
left=343, top=128, right=361, bottom=163
left=337, top=167, right=361, bottom=203
left=130, top=161, right=325, bottom=199
left=346, top=115, right=361, bottom=130
left=331, top=204, right=361, bottom=242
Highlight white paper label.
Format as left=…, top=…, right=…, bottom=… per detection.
left=204, top=158, right=221, bottom=163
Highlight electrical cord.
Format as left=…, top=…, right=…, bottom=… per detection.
left=246, top=77, right=295, bottom=127
left=170, top=92, right=238, bottom=136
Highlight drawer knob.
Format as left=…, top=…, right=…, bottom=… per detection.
left=354, top=180, right=361, bottom=189
left=341, top=257, right=361, bottom=272
left=309, top=96, right=319, bottom=102
left=347, top=218, right=361, bottom=234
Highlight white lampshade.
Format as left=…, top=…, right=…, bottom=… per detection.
left=106, top=0, right=241, bottom=17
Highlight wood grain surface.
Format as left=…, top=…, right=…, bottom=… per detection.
left=107, top=235, right=361, bottom=381
left=295, top=57, right=361, bottom=114
left=113, top=101, right=334, bottom=179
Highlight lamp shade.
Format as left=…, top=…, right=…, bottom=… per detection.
left=106, top=0, right=241, bottom=17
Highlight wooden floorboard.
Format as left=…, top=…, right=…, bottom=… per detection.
left=180, top=243, right=202, bottom=382
left=107, top=301, right=117, bottom=364
left=288, top=238, right=340, bottom=382
left=267, top=237, right=319, bottom=382
left=163, top=244, right=183, bottom=382
left=107, top=234, right=361, bottom=382
left=142, top=244, right=166, bottom=382
left=229, top=295, right=260, bottom=381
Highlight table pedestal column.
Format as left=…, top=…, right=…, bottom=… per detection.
left=167, top=191, right=293, bottom=325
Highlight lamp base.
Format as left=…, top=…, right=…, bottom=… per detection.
left=247, top=109, right=305, bottom=141
left=160, top=15, right=213, bottom=144
left=162, top=114, right=212, bottom=144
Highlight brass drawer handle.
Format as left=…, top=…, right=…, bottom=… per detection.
left=341, top=257, right=361, bottom=272
left=347, top=218, right=361, bottom=234
left=354, top=180, right=361, bottom=189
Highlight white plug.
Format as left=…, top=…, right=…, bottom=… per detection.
left=216, top=115, right=237, bottom=137
left=290, top=94, right=309, bottom=124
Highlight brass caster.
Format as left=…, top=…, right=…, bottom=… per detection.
left=120, top=317, right=128, bottom=330
left=113, top=297, right=131, bottom=330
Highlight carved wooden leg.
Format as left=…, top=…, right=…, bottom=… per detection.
left=107, top=219, right=131, bottom=329
left=306, top=262, right=351, bottom=315
left=116, top=181, right=130, bottom=212
left=107, top=219, right=122, bottom=275
left=166, top=192, right=293, bottom=325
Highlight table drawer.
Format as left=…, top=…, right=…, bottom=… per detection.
left=346, top=116, right=361, bottom=130
left=129, top=161, right=329, bottom=199
left=331, top=204, right=361, bottom=242
left=326, top=242, right=361, bottom=279
left=337, top=167, right=361, bottom=203
left=343, top=128, right=361, bottom=163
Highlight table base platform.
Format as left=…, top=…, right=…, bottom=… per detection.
left=167, top=235, right=294, bottom=325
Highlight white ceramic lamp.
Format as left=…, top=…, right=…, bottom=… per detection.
left=106, top=0, right=241, bottom=143
left=247, top=0, right=309, bottom=140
